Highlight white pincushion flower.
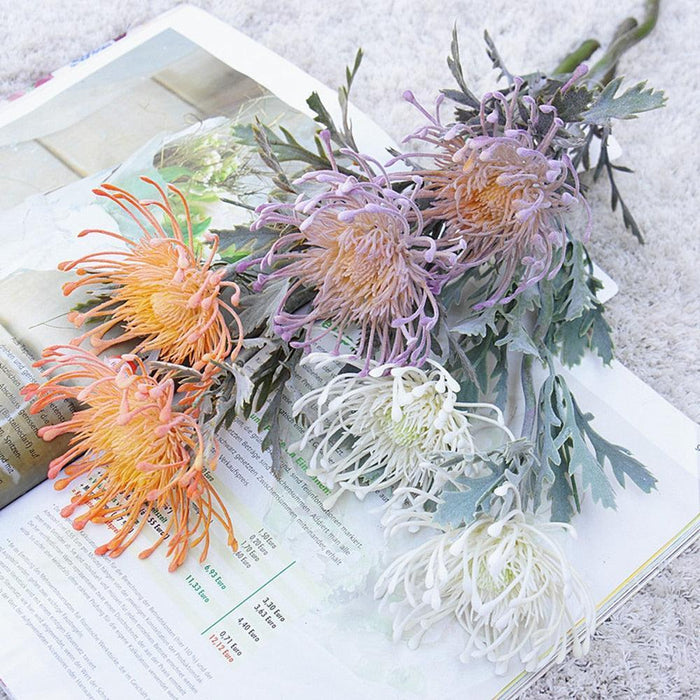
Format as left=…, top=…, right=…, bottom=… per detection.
left=374, top=485, right=596, bottom=674
left=293, top=354, right=513, bottom=508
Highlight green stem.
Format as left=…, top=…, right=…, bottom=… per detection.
left=554, top=39, right=601, bottom=75
left=587, top=0, right=660, bottom=85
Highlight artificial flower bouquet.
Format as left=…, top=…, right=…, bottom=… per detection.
left=21, top=5, right=666, bottom=676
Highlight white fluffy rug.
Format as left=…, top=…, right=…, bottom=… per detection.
left=1, top=1, right=697, bottom=697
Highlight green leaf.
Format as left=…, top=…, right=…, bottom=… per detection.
left=603, top=140, right=645, bottom=243
left=564, top=241, right=592, bottom=321
left=583, top=78, right=666, bottom=125
left=535, top=367, right=653, bottom=520
left=337, top=48, right=363, bottom=151
left=557, top=315, right=590, bottom=367
left=549, top=463, right=576, bottom=522
left=440, top=88, right=478, bottom=107
left=492, top=344, right=509, bottom=410
left=500, top=323, right=539, bottom=356
left=215, top=224, right=278, bottom=262
left=543, top=240, right=615, bottom=366
left=260, top=388, right=285, bottom=478
left=450, top=304, right=498, bottom=338
left=237, top=281, right=289, bottom=335
left=446, top=26, right=480, bottom=109
left=555, top=373, right=616, bottom=509
left=568, top=422, right=617, bottom=509
left=551, top=85, right=595, bottom=123
left=445, top=331, right=478, bottom=388
left=231, top=123, right=257, bottom=146
left=537, top=372, right=570, bottom=472
left=483, top=30, right=513, bottom=84
left=496, top=287, right=540, bottom=356
left=434, top=464, right=505, bottom=528
left=573, top=400, right=657, bottom=493
left=307, top=91, right=342, bottom=142
left=590, top=311, right=614, bottom=364
left=190, top=217, right=212, bottom=238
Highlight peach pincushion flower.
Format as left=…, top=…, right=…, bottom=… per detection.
left=60, top=178, right=243, bottom=380
left=22, top=346, right=237, bottom=571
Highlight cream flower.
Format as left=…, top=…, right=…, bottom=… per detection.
left=374, top=485, right=595, bottom=674
left=293, top=354, right=513, bottom=508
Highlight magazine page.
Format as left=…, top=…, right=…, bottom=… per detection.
left=0, top=325, right=72, bottom=508
left=0, top=7, right=697, bottom=700
left=0, top=353, right=696, bottom=700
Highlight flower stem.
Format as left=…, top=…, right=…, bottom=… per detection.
left=587, top=0, right=661, bottom=85
left=554, top=39, right=601, bottom=75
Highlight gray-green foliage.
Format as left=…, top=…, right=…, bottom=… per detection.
left=583, top=78, right=666, bottom=125
left=216, top=27, right=660, bottom=505
left=535, top=367, right=656, bottom=523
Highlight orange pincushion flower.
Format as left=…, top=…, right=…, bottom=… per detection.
left=60, top=178, right=243, bottom=384
left=22, top=346, right=237, bottom=571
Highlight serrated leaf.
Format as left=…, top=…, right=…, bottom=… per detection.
left=251, top=119, right=328, bottom=174
left=496, top=297, right=539, bottom=355
left=557, top=315, right=589, bottom=367
left=583, top=78, right=666, bottom=125
left=492, top=345, right=509, bottom=410
left=434, top=471, right=504, bottom=528
left=606, top=445, right=657, bottom=492
left=223, top=363, right=255, bottom=413
left=494, top=285, right=541, bottom=356
left=231, top=123, right=257, bottom=147
left=463, top=333, right=494, bottom=394
left=445, top=332, right=478, bottom=387
left=537, top=373, right=569, bottom=470
left=568, top=425, right=617, bottom=509
left=573, top=400, right=656, bottom=493
left=237, top=280, right=289, bottom=335
left=595, top=137, right=645, bottom=243
left=306, top=91, right=343, bottom=146
left=483, top=30, right=513, bottom=83
left=553, top=374, right=617, bottom=509
left=215, top=225, right=278, bottom=262
left=590, top=310, right=614, bottom=364
left=430, top=314, right=452, bottom=365
left=551, top=85, right=595, bottom=123
left=446, top=26, right=480, bottom=109
left=499, top=323, right=539, bottom=356
left=450, top=304, right=498, bottom=337
left=564, top=241, right=592, bottom=321
left=259, top=387, right=285, bottom=478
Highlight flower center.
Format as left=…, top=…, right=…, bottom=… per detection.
left=300, top=210, right=416, bottom=322
left=85, top=380, right=185, bottom=483
left=377, top=385, right=452, bottom=450
left=461, top=175, right=513, bottom=228
left=382, top=412, right=427, bottom=447
left=476, top=558, right=517, bottom=596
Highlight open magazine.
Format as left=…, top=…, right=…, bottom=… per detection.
left=0, top=7, right=697, bottom=699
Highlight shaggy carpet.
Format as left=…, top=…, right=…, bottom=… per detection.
left=0, top=1, right=697, bottom=698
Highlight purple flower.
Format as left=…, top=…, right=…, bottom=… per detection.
left=401, top=82, right=590, bottom=308
left=246, top=140, right=458, bottom=370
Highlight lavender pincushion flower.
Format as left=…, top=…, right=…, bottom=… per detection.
left=403, top=81, right=589, bottom=308
left=245, top=141, right=458, bottom=369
